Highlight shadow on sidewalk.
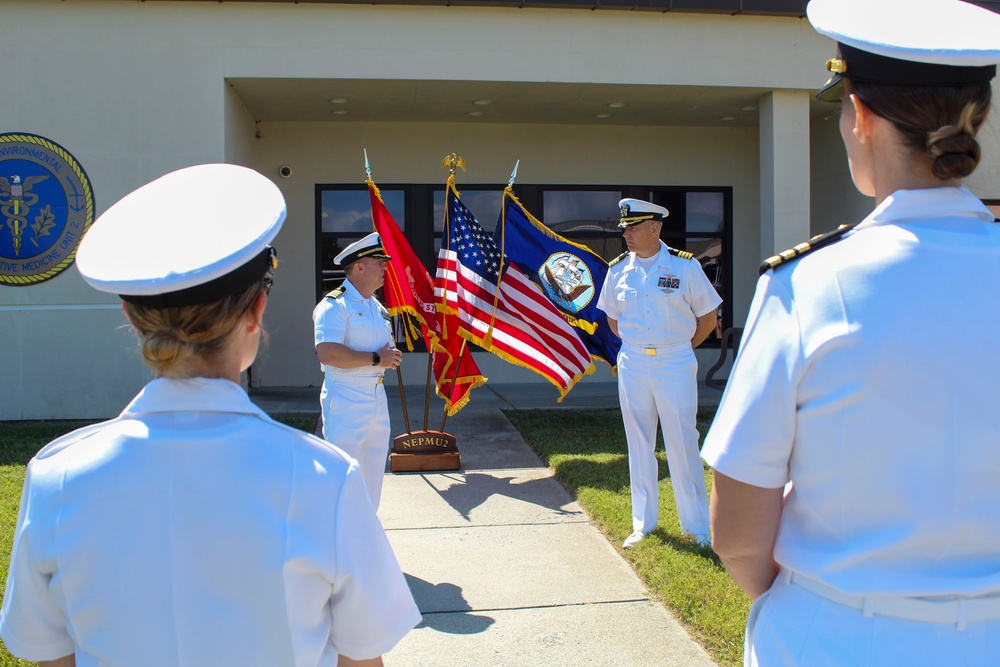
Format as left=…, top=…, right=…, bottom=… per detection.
left=423, top=471, right=584, bottom=521
left=404, top=573, right=496, bottom=635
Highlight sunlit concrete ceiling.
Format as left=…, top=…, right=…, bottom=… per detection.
left=229, top=78, right=834, bottom=127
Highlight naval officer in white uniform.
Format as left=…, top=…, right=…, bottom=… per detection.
left=598, top=198, right=721, bottom=549
left=0, top=164, right=420, bottom=667
left=313, top=232, right=402, bottom=511
left=703, top=0, right=1000, bottom=664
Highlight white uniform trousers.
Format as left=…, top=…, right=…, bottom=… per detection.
left=617, top=342, right=709, bottom=535
left=321, top=374, right=390, bottom=510
left=746, top=571, right=1000, bottom=667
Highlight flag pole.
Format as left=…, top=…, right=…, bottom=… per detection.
left=440, top=338, right=468, bottom=432
left=438, top=153, right=469, bottom=429
left=395, top=324, right=412, bottom=434
left=497, top=158, right=520, bottom=283
left=423, top=344, right=434, bottom=431
left=365, top=150, right=412, bottom=434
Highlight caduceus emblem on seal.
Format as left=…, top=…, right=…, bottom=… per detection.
left=1, top=174, right=52, bottom=256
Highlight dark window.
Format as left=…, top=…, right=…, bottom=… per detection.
left=316, top=186, right=405, bottom=295
left=984, top=199, right=999, bottom=222
left=648, top=189, right=731, bottom=344
left=542, top=189, right=625, bottom=259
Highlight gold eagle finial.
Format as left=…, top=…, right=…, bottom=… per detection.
left=441, top=154, right=467, bottom=175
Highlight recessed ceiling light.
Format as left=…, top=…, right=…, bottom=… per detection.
left=594, top=113, right=611, bottom=119
left=473, top=99, right=494, bottom=106
left=741, top=105, right=757, bottom=111
left=608, top=102, right=626, bottom=108
left=721, top=116, right=736, bottom=121
left=468, top=111, right=484, bottom=116
left=329, top=98, right=349, bottom=104
left=333, top=110, right=349, bottom=115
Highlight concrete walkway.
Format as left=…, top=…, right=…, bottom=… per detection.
left=251, top=382, right=722, bottom=667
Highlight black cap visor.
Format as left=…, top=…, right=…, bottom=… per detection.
left=816, top=73, right=846, bottom=103
left=121, top=246, right=277, bottom=308
left=816, top=43, right=997, bottom=103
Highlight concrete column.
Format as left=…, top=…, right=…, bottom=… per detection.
left=759, top=90, right=812, bottom=260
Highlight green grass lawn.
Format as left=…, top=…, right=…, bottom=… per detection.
left=504, top=406, right=749, bottom=667
left=0, top=413, right=318, bottom=666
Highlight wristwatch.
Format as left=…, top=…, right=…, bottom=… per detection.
left=371, top=352, right=380, bottom=367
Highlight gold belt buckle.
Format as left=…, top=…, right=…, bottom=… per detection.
left=377, top=376, right=384, bottom=385
left=645, top=347, right=657, bottom=356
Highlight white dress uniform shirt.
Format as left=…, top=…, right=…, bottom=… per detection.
left=598, top=241, right=722, bottom=537
left=702, top=188, right=1000, bottom=663
left=313, top=280, right=393, bottom=378
left=313, top=280, right=394, bottom=509
left=703, top=187, right=1000, bottom=595
left=598, top=241, right=721, bottom=347
left=0, top=377, right=420, bottom=666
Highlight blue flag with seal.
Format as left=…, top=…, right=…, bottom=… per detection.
left=495, top=188, right=621, bottom=371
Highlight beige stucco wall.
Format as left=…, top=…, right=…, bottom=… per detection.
left=4, top=0, right=993, bottom=418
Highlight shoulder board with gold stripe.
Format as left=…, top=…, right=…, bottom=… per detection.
left=667, top=247, right=694, bottom=260
left=325, top=287, right=345, bottom=300
left=608, top=252, right=629, bottom=267
left=758, top=223, right=857, bottom=276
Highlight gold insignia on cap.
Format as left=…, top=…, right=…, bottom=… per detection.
left=357, top=246, right=387, bottom=258
left=826, top=58, right=847, bottom=74
left=620, top=214, right=656, bottom=225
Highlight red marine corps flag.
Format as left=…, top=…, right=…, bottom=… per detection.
left=368, top=177, right=486, bottom=415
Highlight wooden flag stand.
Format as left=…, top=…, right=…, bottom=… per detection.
left=388, top=350, right=461, bottom=473
left=390, top=429, right=460, bottom=472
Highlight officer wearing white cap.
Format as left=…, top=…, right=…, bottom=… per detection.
left=313, top=231, right=402, bottom=510
left=598, top=198, right=722, bottom=549
left=0, top=164, right=420, bottom=666
left=702, top=1, right=1000, bottom=664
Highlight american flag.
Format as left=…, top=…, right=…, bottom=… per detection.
left=435, top=183, right=592, bottom=399
left=368, top=182, right=486, bottom=415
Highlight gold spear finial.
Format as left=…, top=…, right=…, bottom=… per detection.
left=441, top=153, right=466, bottom=176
